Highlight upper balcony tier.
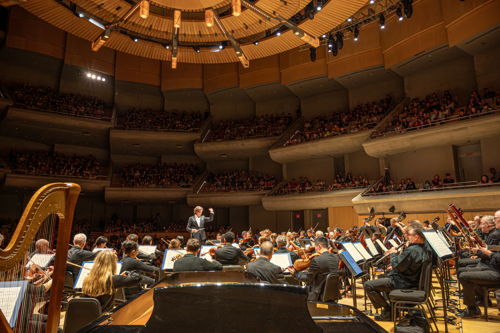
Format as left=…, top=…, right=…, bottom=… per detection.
left=363, top=110, right=500, bottom=158
left=194, top=136, right=279, bottom=160
left=105, top=186, right=192, bottom=203
left=262, top=188, right=365, bottom=211
left=187, top=191, right=267, bottom=207
left=352, top=182, right=500, bottom=215
left=2, top=107, right=111, bottom=147
left=4, top=173, right=110, bottom=192
left=269, top=130, right=372, bottom=163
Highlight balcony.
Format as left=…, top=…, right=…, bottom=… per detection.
left=5, top=173, right=110, bottom=192
left=363, top=109, right=500, bottom=158
left=105, top=186, right=192, bottom=203
left=352, top=182, right=500, bottom=214
left=187, top=191, right=267, bottom=207
left=262, top=188, right=365, bottom=211
left=194, top=136, right=279, bottom=160
left=269, top=130, right=372, bottom=164
left=2, top=107, right=110, bottom=147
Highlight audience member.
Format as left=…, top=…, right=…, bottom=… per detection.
left=118, top=109, right=203, bottom=132
left=272, top=174, right=369, bottom=195
left=119, top=163, right=201, bottom=188
left=201, top=170, right=277, bottom=192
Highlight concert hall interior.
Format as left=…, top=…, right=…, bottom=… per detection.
left=0, top=0, right=499, bottom=332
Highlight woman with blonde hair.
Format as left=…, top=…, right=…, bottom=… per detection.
left=82, top=250, right=141, bottom=312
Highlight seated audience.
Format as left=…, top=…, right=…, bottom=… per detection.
left=201, top=170, right=276, bottom=192
left=10, top=84, right=110, bottom=120
left=118, top=108, right=203, bottom=132
left=206, top=114, right=293, bottom=141
left=285, top=96, right=393, bottom=146
left=10, top=151, right=103, bottom=179
left=119, top=163, right=201, bottom=188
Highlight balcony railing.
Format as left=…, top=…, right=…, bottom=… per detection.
left=11, top=103, right=113, bottom=122
left=370, top=107, right=500, bottom=139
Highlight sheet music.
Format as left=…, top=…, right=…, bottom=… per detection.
left=436, top=231, right=450, bottom=247
left=74, top=261, right=123, bottom=289
left=365, top=239, right=379, bottom=256
left=376, top=239, right=388, bottom=252
left=423, top=231, right=453, bottom=258
left=161, top=249, right=187, bottom=270
left=231, top=243, right=240, bottom=249
left=0, top=281, right=27, bottom=327
left=253, top=248, right=261, bottom=256
left=353, top=242, right=372, bottom=260
left=388, top=239, right=399, bottom=248
left=138, top=245, right=157, bottom=256
left=26, top=254, right=54, bottom=268
left=341, top=242, right=364, bottom=263
left=92, top=248, right=113, bottom=253
left=200, top=245, right=217, bottom=260
left=270, top=253, right=292, bottom=270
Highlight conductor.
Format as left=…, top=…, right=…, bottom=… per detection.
left=187, top=206, right=214, bottom=244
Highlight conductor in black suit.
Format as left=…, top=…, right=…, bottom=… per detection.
left=186, top=206, right=214, bottom=244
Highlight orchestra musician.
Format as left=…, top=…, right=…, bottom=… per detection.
left=67, top=233, right=97, bottom=277
left=239, top=230, right=255, bottom=251
left=275, top=235, right=299, bottom=263
left=363, top=224, right=431, bottom=321
left=186, top=206, right=214, bottom=244
left=82, top=250, right=142, bottom=312
left=458, top=215, right=499, bottom=267
left=214, top=232, right=249, bottom=265
left=173, top=238, right=222, bottom=272
left=246, top=241, right=285, bottom=284
left=291, top=236, right=339, bottom=301
left=120, top=240, right=159, bottom=299
left=457, top=245, right=500, bottom=318
left=93, top=236, right=109, bottom=249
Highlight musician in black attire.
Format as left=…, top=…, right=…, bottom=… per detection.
left=458, top=246, right=500, bottom=317
left=458, top=216, right=499, bottom=267
left=386, top=218, right=403, bottom=239
left=214, top=232, right=249, bottom=265
left=186, top=206, right=214, bottom=244
left=67, top=233, right=97, bottom=277
left=364, top=226, right=430, bottom=321
left=247, top=241, right=285, bottom=284
left=292, top=237, right=339, bottom=301
left=173, top=238, right=222, bottom=272
left=275, top=235, right=299, bottom=263
left=120, top=241, right=159, bottom=299
left=239, top=230, right=255, bottom=252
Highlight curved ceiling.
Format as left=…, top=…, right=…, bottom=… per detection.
left=18, top=0, right=368, bottom=65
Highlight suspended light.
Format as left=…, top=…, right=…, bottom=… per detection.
left=91, top=28, right=111, bottom=52
left=205, top=9, right=214, bottom=27
left=335, top=31, right=344, bottom=49
left=139, top=1, right=149, bottom=19
left=369, top=0, right=375, bottom=4
left=276, top=31, right=281, bottom=36
left=327, top=34, right=334, bottom=48
left=396, top=6, right=404, bottom=21
left=353, top=25, right=359, bottom=41
left=174, top=10, right=181, bottom=28
left=347, top=17, right=352, bottom=22
left=253, top=41, right=259, bottom=46
left=379, top=13, right=385, bottom=30
left=86, top=73, right=91, bottom=78
left=232, top=0, right=241, bottom=16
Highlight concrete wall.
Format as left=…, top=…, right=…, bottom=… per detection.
left=348, top=73, right=405, bottom=109
left=474, top=45, right=500, bottom=92
left=286, top=157, right=334, bottom=180
left=250, top=155, right=282, bottom=178
left=255, top=96, right=299, bottom=116
left=0, top=136, right=50, bottom=156
left=480, top=134, right=500, bottom=175
left=300, top=89, right=349, bottom=118
left=163, top=90, right=208, bottom=112
left=207, top=88, right=255, bottom=121
left=404, top=53, right=477, bottom=104
left=346, top=150, right=380, bottom=181
left=115, top=81, right=163, bottom=111
left=386, top=145, right=456, bottom=183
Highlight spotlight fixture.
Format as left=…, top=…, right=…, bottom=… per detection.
left=369, top=0, right=375, bottom=4
left=379, top=13, right=385, bottom=29
left=396, top=6, right=404, bottom=21
left=91, top=74, right=96, bottom=79
left=174, top=9, right=181, bottom=28
left=91, top=28, right=111, bottom=52
left=139, top=0, right=149, bottom=19
left=86, top=73, right=91, bottom=78
left=78, top=12, right=85, bottom=18
left=354, top=25, right=359, bottom=41
left=133, top=37, right=139, bottom=42
left=218, top=44, right=224, bottom=50
left=205, top=9, right=214, bottom=27
left=232, top=0, right=242, bottom=16
left=102, top=78, right=106, bottom=82
left=253, top=41, right=259, bottom=46
left=276, top=31, right=281, bottom=36
left=402, top=0, right=413, bottom=18
left=335, top=32, right=344, bottom=49
left=347, top=17, right=352, bottom=22
left=327, top=34, right=334, bottom=48
left=316, top=1, right=322, bottom=11
left=193, top=46, right=201, bottom=53
left=164, top=44, right=170, bottom=49
left=322, top=34, right=326, bottom=38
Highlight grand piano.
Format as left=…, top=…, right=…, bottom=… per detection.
left=79, top=272, right=387, bottom=333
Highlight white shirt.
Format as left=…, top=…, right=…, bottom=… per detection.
left=195, top=216, right=201, bottom=228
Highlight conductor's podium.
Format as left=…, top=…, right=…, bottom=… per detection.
left=79, top=272, right=386, bottom=333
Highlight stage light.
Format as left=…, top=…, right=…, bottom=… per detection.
left=205, top=10, right=214, bottom=27
left=379, top=13, right=385, bottom=29
left=369, top=0, right=375, bottom=4
left=396, top=6, right=404, bottom=21
left=218, top=44, right=224, bottom=50
left=253, top=41, right=259, bottom=46
left=193, top=46, right=200, bottom=53
left=327, top=34, right=334, bottom=48
left=336, top=31, right=343, bottom=49
left=347, top=17, right=352, bottom=22
left=91, top=28, right=111, bottom=52
left=78, top=12, right=85, bottom=18
left=86, top=73, right=91, bottom=78
left=174, top=9, right=181, bottom=28
left=97, top=76, right=101, bottom=81
left=139, top=1, right=149, bottom=19
left=232, top=0, right=241, bottom=16
left=102, top=77, right=106, bottom=82
left=322, top=34, right=326, bottom=38
left=88, top=18, right=105, bottom=30
left=91, top=74, right=96, bottom=79
left=164, top=44, right=170, bottom=49
left=354, top=25, right=359, bottom=41
left=133, top=38, right=138, bottom=42
left=276, top=31, right=281, bottom=36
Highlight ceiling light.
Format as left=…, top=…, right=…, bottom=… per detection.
left=354, top=25, right=359, bottom=41
left=86, top=73, right=91, bottom=78
left=102, top=77, right=106, bottom=82
left=133, top=37, right=139, bottom=42
left=219, top=44, right=224, bottom=50
left=396, top=6, right=404, bottom=21
left=205, top=10, right=214, bottom=27
left=88, top=18, right=105, bottom=30
left=322, top=34, right=326, bottom=38
left=379, top=14, right=385, bottom=30
left=276, top=31, right=281, bottom=36
left=97, top=76, right=101, bottom=80
left=316, top=5, right=322, bottom=11
left=347, top=17, right=352, bottom=22
left=91, top=74, right=96, bottom=79
left=253, top=41, right=259, bottom=46
left=78, top=12, right=85, bottom=18
left=369, top=0, right=375, bottom=4
left=164, top=44, right=170, bottom=49
left=232, top=0, right=241, bottom=16
left=139, top=1, right=149, bottom=19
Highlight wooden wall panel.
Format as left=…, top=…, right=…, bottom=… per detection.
left=280, top=46, right=328, bottom=85
left=440, top=0, right=491, bottom=25
left=162, top=62, right=203, bottom=91
left=327, top=22, right=383, bottom=78
left=203, top=63, right=239, bottom=93
left=64, top=35, right=115, bottom=75
left=445, top=0, right=500, bottom=47
left=6, top=7, right=65, bottom=59
left=381, top=0, right=448, bottom=68
left=115, top=52, right=160, bottom=85
left=239, top=55, right=280, bottom=88
left=329, top=207, right=360, bottom=230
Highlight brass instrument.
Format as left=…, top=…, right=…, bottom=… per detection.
left=0, top=183, right=81, bottom=333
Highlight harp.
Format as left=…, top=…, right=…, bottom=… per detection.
left=0, top=182, right=81, bottom=333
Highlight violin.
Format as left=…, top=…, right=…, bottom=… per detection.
left=26, top=264, right=53, bottom=286
left=293, top=252, right=320, bottom=272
